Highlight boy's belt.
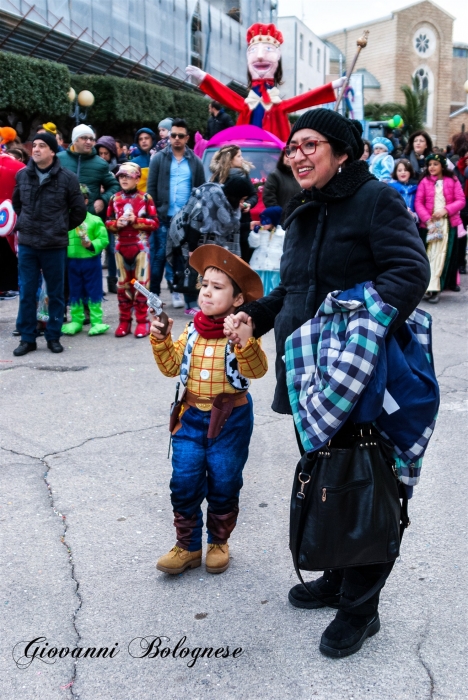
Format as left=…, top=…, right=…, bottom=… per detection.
left=185, top=390, right=249, bottom=439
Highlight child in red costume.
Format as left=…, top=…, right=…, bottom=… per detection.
left=105, top=162, right=158, bottom=338
left=186, top=23, right=344, bottom=142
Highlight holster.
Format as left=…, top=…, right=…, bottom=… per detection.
left=182, top=390, right=248, bottom=439
left=169, top=388, right=187, bottom=433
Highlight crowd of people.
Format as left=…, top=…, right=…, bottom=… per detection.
left=0, top=98, right=457, bottom=658
left=361, top=129, right=468, bottom=302
left=0, top=111, right=467, bottom=357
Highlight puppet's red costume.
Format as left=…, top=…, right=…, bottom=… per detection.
left=106, top=190, right=158, bottom=338
left=197, top=24, right=336, bottom=142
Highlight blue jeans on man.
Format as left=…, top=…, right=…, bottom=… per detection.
left=150, top=218, right=173, bottom=295
left=17, top=245, right=66, bottom=343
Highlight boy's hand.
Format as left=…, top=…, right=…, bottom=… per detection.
left=150, top=315, right=173, bottom=341
left=81, top=238, right=92, bottom=248
left=116, top=216, right=127, bottom=229
left=224, top=312, right=254, bottom=345
left=224, top=314, right=253, bottom=349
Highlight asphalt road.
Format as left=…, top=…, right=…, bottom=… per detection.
left=0, top=278, right=466, bottom=700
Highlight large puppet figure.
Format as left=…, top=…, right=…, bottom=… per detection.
left=186, top=23, right=345, bottom=143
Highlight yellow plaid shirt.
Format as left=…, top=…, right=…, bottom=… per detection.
left=150, top=324, right=268, bottom=396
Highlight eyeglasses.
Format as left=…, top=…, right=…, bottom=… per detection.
left=285, top=140, right=329, bottom=158
left=79, top=136, right=95, bottom=142
left=170, top=133, right=188, bottom=139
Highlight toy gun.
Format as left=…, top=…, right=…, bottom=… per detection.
left=131, top=279, right=169, bottom=335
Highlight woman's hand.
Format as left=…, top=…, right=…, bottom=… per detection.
left=150, top=315, right=173, bottom=341
left=224, top=312, right=254, bottom=345
left=432, top=208, right=447, bottom=220
left=225, top=316, right=253, bottom=349
left=242, top=202, right=252, bottom=213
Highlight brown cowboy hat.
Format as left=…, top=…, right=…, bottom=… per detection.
left=190, top=245, right=264, bottom=303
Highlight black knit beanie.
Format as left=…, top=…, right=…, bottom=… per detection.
left=288, top=108, right=364, bottom=161
left=222, top=175, right=252, bottom=203
left=33, top=131, right=59, bottom=154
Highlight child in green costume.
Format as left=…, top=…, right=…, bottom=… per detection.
left=62, top=185, right=110, bottom=336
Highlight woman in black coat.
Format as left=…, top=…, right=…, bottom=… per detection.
left=226, top=109, right=430, bottom=658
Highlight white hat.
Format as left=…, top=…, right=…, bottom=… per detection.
left=71, top=124, right=95, bottom=144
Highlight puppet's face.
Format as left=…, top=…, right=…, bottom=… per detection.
left=247, top=41, right=281, bottom=80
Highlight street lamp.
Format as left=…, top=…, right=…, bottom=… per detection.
left=69, top=88, right=95, bottom=125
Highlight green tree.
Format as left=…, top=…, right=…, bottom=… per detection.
left=365, top=77, right=429, bottom=136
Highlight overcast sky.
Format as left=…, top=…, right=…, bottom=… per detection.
left=277, top=0, right=467, bottom=43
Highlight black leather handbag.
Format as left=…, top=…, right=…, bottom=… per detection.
left=290, top=427, right=409, bottom=582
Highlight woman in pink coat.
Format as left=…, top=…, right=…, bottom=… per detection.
left=415, top=152, right=465, bottom=303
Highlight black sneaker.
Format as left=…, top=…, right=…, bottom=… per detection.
left=289, top=573, right=343, bottom=610
left=319, top=611, right=380, bottom=658
left=47, top=340, right=63, bottom=353
left=13, top=341, right=37, bottom=357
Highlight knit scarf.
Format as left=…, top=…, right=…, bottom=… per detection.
left=193, top=311, right=226, bottom=339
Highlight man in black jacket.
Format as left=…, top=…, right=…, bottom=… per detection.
left=147, top=119, right=205, bottom=306
left=206, top=101, right=234, bottom=139
left=12, top=132, right=87, bottom=356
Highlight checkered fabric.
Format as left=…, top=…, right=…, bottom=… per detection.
left=285, top=282, right=437, bottom=487
left=151, top=323, right=267, bottom=397
left=285, top=282, right=397, bottom=453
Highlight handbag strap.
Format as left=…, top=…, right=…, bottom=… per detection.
left=291, top=463, right=410, bottom=611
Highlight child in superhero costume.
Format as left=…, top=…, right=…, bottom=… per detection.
left=150, top=245, right=268, bottom=575
left=186, top=23, right=345, bottom=142
left=105, top=162, right=158, bottom=338
left=62, top=185, right=110, bottom=336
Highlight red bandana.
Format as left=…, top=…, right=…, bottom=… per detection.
left=193, top=311, right=226, bottom=339
left=251, top=79, right=274, bottom=105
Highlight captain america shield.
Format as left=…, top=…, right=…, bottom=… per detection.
left=0, top=199, right=16, bottom=237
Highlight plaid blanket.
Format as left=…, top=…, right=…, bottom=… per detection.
left=285, top=282, right=437, bottom=487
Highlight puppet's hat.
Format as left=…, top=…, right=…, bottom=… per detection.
left=246, top=23, right=283, bottom=48
left=190, top=245, right=264, bottom=304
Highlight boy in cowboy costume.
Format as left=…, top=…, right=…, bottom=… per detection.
left=150, top=245, right=267, bottom=575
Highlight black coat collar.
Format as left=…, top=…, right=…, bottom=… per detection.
left=284, top=160, right=376, bottom=227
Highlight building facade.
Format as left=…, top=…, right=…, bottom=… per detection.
left=277, top=17, right=329, bottom=99
left=1, top=0, right=277, bottom=89
left=323, top=0, right=457, bottom=146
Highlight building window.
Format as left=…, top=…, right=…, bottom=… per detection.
left=308, top=41, right=313, bottom=66
left=413, top=65, right=434, bottom=128
left=299, top=82, right=304, bottom=94
left=412, top=26, right=436, bottom=58
left=299, top=33, right=304, bottom=60
left=317, top=48, right=320, bottom=71
left=453, top=47, right=468, bottom=58
left=191, top=2, right=203, bottom=69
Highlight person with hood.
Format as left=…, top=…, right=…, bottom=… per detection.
left=454, top=144, right=468, bottom=273
left=155, top=118, right=173, bottom=153
left=368, top=137, right=394, bottom=183
left=130, top=127, right=157, bottom=192
left=95, top=135, right=119, bottom=174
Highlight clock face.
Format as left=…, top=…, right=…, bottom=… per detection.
left=413, top=26, right=436, bottom=58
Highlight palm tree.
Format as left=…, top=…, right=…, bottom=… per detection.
left=364, top=77, right=428, bottom=135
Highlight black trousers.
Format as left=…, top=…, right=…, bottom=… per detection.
left=294, top=423, right=394, bottom=615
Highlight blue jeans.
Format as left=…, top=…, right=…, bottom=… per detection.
left=107, top=232, right=116, bottom=278
left=170, top=395, right=254, bottom=550
left=17, top=245, right=66, bottom=343
left=68, top=256, right=103, bottom=304
left=150, top=219, right=173, bottom=294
